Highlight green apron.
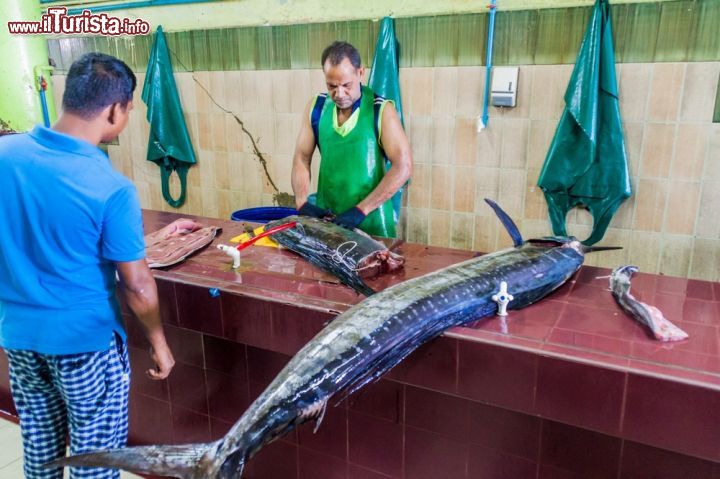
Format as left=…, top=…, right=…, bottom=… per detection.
left=315, top=85, right=396, bottom=238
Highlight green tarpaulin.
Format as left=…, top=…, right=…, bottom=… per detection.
left=368, top=16, right=405, bottom=223
left=142, top=26, right=196, bottom=208
left=537, top=0, right=631, bottom=246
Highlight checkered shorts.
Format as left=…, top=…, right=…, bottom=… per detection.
left=5, top=334, right=130, bottom=479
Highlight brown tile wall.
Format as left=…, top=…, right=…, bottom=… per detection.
left=52, top=61, right=720, bottom=281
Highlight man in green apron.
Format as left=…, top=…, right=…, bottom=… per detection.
left=291, top=41, right=412, bottom=238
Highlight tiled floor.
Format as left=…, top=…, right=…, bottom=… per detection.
left=0, top=419, right=141, bottom=478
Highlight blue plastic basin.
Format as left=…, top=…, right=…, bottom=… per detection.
left=230, top=206, right=298, bottom=224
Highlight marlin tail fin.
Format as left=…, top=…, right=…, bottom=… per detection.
left=44, top=441, right=226, bottom=479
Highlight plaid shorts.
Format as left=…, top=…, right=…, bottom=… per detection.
left=5, top=334, right=130, bottom=479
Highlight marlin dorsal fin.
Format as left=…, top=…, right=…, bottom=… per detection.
left=484, top=199, right=523, bottom=247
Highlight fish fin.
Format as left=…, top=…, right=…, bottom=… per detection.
left=299, top=398, right=329, bottom=434
left=355, top=281, right=377, bottom=296
left=313, top=401, right=328, bottom=433
left=44, top=441, right=221, bottom=479
left=583, top=245, right=623, bottom=253
left=484, top=199, right=523, bottom=247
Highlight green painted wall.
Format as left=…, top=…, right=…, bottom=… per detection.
left=59, top=0, right=684, bottom=31
left=48, top=0, right=720, bottom=73
left=1, top=0, right=57, bottom=131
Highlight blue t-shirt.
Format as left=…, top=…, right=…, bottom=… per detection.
left=0, top=126, right=145, bottom=354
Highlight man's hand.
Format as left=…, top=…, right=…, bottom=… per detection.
left=298, top=202, right=332, bottom=219
left=332, top=207, right=366, bottom=230
left=147, top=342, right=175, bottom=380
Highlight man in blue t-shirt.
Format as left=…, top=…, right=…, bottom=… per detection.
left=0, top=53, right=175, bottom=479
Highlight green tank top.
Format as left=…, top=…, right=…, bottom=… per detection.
left=314, top=85, right=396, bottom=238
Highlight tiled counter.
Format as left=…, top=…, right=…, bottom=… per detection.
left=1, top=210, right=719, bottom=478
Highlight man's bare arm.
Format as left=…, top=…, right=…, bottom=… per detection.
left=291, top=100, right=318, bottom=209
left=116, top=259, right=174, bottom=380
left=355, top=102, right=413, bottom=215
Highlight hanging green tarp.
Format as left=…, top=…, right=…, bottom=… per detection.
left=368, top=17, right=404, bottom=125
left=368, top=16, right=405, bottom=223
left=537, top=0, right=631, bottom=246
left=142, top=26, right=196, bottom=208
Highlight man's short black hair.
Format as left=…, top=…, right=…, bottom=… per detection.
left=62, top=52, right=136, bottom=119
left=321, top=41, right=362, bottom=70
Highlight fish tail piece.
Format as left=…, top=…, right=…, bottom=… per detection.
left=44, top=441, right=224, bottom=479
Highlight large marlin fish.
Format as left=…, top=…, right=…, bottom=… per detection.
left=48, top=200, right=618, bottom=478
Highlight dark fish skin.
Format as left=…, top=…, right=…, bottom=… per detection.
left=46, top=202, right=592, bottom=479
left=265, top=215, right=405, bottom=296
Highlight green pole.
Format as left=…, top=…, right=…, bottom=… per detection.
left=0, top=0, right=57, bottom=133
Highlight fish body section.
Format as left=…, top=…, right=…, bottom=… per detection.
left=265, top=216, right=404, bottom=296
left=610, top=265, right=688, bottom=342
